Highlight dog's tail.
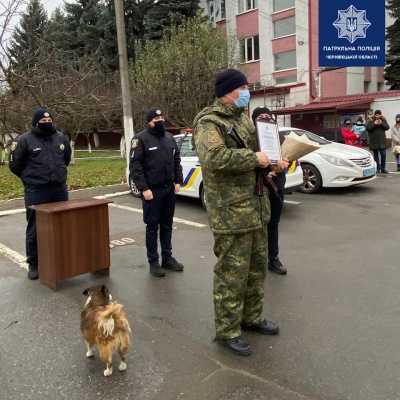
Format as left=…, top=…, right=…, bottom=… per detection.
left=96, top=302, right=131, bottom=337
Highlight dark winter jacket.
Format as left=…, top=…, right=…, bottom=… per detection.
left=129, top=127, right=183, bottom=192
left=366, top=116, right=389, bottom=149
left=8, top=127, right=71, bottom=186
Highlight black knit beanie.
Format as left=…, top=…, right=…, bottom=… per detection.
left=374, top=110, right=382, bottom=115
left=251, top=106, right=272, bottom=123
left=32, top=108, right=52, bottom=126
left=146, top=107, right=163, bottom=123
left=356, top=116, right=363, bottom=123
left=215, top=69, right=248, bottom=98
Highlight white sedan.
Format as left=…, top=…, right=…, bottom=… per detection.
left=279, top=127, right=377, bottom=194
left=127, top=132, right=303, bottom=207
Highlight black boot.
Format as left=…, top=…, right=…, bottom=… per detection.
left=214, top=336, right=252, bottom=356
left=28, top=264, right=39, bottom=280
left=268, top=257, right=287, bottom=274
left=149, top=261, right=165, bottom=277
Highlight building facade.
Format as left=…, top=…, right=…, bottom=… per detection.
left=199, top=0, right=396, bottom=138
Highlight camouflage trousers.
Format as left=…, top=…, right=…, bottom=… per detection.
left=213, top=228, right=268, bottom=339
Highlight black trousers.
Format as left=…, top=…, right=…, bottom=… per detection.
left=142, top=184, right=176, bottom=264
left=267, top=189, right=284, bottom=259
left=24, top=184, right=69, bottom=266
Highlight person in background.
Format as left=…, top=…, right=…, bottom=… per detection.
left=192, top=68, right=289, bottom=357
left=252, top=106, right=287, bottom=275
left=390, top=113, right=400, bottom=172
left=366, top=110, right=390, bottom=173
left=341, top=117, right=362, bottom=148
left=129, top=107, right=184, bottom=277
left=352, top=116, right=366, bottom=146
left=8, top=108, right=71, bottom=280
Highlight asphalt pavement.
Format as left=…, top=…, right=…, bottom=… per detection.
left=1, top=165, right=400, bottom=400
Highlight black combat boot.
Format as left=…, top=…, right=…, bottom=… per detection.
left=214, top=336, right=252, bottom=356
left=150, top=261, right=165, bottom=277
left=161, top=257, right=184, bottom=271
left=28, top=264, right=39, bottom=280
left=268, top=257, right=287, bottom=274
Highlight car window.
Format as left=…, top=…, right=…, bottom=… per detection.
left=176, top=137, right=198, bottom=157
left=282, top=129, right=330, bottom=145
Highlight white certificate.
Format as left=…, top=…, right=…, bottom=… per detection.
left=256, top=120, right=282, bottom=164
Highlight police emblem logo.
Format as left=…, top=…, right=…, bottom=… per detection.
left=208, top=131, right=220, bottom=143
left=44, top=112, right=50, bottom=117
left=11, top=142, right=17, bottom=151
left=132, top=139, right=138, bottom=148
left=156, top=110, right=161, bottom=115
left=60, top=144, right=65, bottom=150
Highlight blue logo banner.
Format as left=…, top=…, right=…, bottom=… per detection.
left=319, top=0, right=385, bottom=67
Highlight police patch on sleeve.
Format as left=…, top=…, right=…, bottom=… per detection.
left=11, top=142, right=17, bottom=151
left=208, top=131, right=221, bottom=143
left=60, top=144, right=65, bottom=150
left=132, top=139, right=138, bottom=148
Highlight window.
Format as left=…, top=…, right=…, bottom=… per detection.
left=273, top=0, right=295, bottom=12
left=176, top=138, right=198, bottom=157
left=275, top=75, right=297, bottom=85
left=241, top=36, right=260, bottom=62
left=238, top=0, right=258, bottom=13
left=274, top=50, right=296, bottom=71
left=274, top=16, right=296, bottom=38
left=323, top=115, right=339, bottom=129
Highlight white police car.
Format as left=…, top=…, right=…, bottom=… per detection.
left=128, top=133, right=303, bottom=207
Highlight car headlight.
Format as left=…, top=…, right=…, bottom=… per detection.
left=319, top=153, right=355, bottom=167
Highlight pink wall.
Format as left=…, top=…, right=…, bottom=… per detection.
left=377, top=67, right=384, bottom=83
left=320, top=69, right=347, bottom=96
left=236, top=10, right=259, bottom=38
left=245, top=61, right=260, bottom=83
left=364, top=67, right=371, bottom=82
left=272, top=36, right=296, bottom=53
left=271, top=8, right=295, bottom=21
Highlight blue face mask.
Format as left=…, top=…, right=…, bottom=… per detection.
left=234, top=89, right=250, bottom=108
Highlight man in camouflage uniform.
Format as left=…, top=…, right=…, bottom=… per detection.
left=192, top=69, right=289, bottom=356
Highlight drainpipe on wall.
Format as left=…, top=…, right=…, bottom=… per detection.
left=313, top=69, right=321, bottom=98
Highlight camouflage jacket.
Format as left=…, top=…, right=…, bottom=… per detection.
left=192, top=99, right=270, bottom=234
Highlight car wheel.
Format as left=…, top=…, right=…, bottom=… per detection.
left=129, top=176, right=141, bottom=198
left=299, top=164, right=322, bottom=194
left=200, top=184, right=207, bottom=209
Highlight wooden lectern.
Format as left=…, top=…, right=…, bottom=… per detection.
left=30, top=198, right=112, bottom=291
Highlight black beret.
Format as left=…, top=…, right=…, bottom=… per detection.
left=146, top=107, right=163, bottom=123
left=32, top=108, right=52, bottom=126
left=215, top=69, right=248, bottom=98
left=251, top=106, right=272, bottom=123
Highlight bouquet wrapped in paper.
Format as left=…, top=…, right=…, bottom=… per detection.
left=281, top=132, right=320, bottom=161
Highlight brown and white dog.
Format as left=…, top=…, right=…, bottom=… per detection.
left=81, top=284, right=131, bottom=376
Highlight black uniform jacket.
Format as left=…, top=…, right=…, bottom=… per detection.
left=8, top=127, right=71, bottom=186
left=129, top=128, right=183, bottom=192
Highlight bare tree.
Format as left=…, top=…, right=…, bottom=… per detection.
left=130, top=16, right=241, bottom=129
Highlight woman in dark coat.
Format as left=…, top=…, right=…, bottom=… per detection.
left=366, top=110, right=390, bottom=173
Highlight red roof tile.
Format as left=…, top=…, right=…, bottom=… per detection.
left=273, top=90, right=400, bottom=114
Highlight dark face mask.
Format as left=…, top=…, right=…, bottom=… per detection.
left=37, top=122, right=55, bottom=134
left=152, top=120, right=165, bottom=133
left=396, top=119, right=400, bottom=124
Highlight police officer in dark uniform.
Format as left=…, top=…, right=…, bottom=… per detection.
left=8, top=108, right=71, bottom=280
left=129, top=107, right=184, bottom=277
left=252, top=107, right=287, bottom=274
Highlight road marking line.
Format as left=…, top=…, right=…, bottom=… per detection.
left=0, top=243, right=28, bottom=270
left=0, top=208, right=26, bottom=217
left=284, top=200, right=301, bottom=205
left=93, top=191, right=131, bottom=199
left=108, top=203, right=207, bottom=228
